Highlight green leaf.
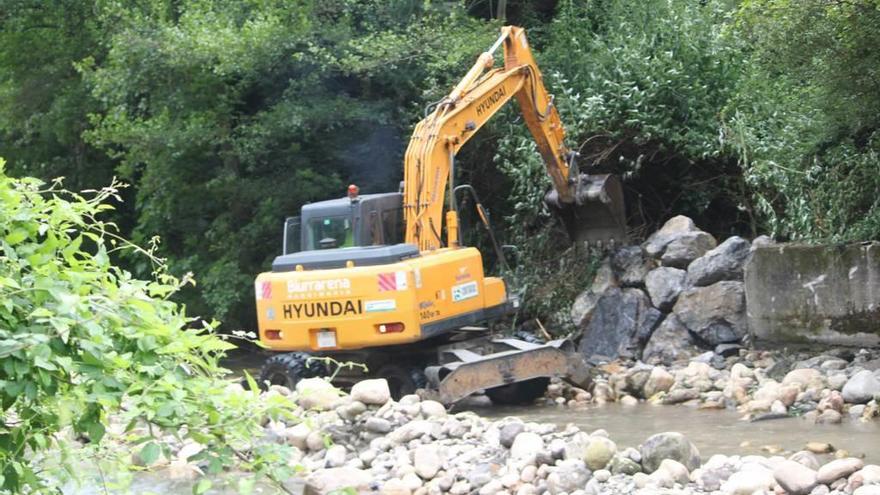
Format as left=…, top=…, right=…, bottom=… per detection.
left=140, top=442, right=160, bottom=465
left=5, top=229, right=28, bottom=246
left=193, top=478, right=212, bottom=495
left=87, top=421, right=105, bottom=443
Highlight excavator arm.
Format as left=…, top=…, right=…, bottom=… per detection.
left=403, top=26, right=626, bottom=251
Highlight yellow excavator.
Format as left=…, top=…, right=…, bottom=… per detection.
left=254, top=26, right=626, bottom=404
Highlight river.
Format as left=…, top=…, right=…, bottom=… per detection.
left=474, top=402, right=880, bottom=462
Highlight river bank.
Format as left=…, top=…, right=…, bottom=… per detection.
left=66, top=345, right=880, bottom=494
left=263, top=368, right=880, bottom=495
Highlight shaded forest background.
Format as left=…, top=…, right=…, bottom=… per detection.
left=2, top=0, right=878, bottom=331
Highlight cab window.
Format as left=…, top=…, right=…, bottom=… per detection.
left=307, top=216, right=353, bottom=249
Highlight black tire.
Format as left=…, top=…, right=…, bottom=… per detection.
left=258, top=352, right=327, bottom=391
left=486, top=377, right=550, bottom=405
left=375, top=364, right=427, bottom=399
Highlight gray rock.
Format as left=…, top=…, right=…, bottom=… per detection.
left=715, top=343, right=743, bottom=357
left=624, top=363, right=654, bottom=397
left=642, top=315, right=701, bottom=365
left=578, top=288, right=663, bottom=361
left=789, top=451, right=821, bottom=471
left=640, top=432, right=701, bottom=473
left=810, top=484, right=830, bottom=495
left=466, top=463, right=494, bottom=488
left=612, top=246, right=656, bottom=287
left=365, top=417, right=393, bottom=434
left=296, top=377, right=344, bottom=410
left=817, top=458, right=864, bottom=485
left=673, top=281, right=747, bottom=346
left=546, top=460, right=591, bottom=494
left=661, top=231, right=717, bottom=268
left=642, top=215, right=700, bottom=259
left=584, top=437, right=617, bottom=470
left=663, top=387, right=700, bottom=404
left=420, top=400, right=446, bottom=418
left=510, top=432, right=544, bottom=460
left=721, top=465, right=775, bottom=495
left=609, top=455, right=642, bottom=475
left=499, top=422, right=525, bottom=449
left=324, top=445, right=347, bottom=468
left=306, top=467, right=372, bottom=494
left=687, top=236, right=751, bottom=287
left=773, top=461, right=816, bottom=495
left=751, top=235, right=775, bottom=249
left=570, top=260, right=617, bottom=329
left=774, top=460, right=818, bottom=495
left=643, top=367, right=675, bottom=398
left=414, top=445, right=443, bottom=480
left=350, top=379, right=391, bottom=405
left=841, top=370, right=880, bottom=404
left=645, top=267, right=687, bottom=311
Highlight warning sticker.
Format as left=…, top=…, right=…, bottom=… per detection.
left=452, top=281, right=479, bottom=302
left=378, top=271, right=408, bottom=292
left=256, top=281, right=272, bottom=300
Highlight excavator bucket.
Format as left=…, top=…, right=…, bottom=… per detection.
left=545, top=173, right=627, bottom=248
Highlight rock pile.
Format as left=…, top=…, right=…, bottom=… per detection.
left=572, top=215, right=760, bottom=365
left=544, top=346, right=880, bottom=425
left=240, top=377, right=877, bottom=494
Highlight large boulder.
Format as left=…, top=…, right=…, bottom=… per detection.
left=642, top=315, right=701, bottom=365
left=612, top=246, right=656, bottom=287
left=640, top=432, right=701, bottom=473
left=661, top=231, right=717, bottom=268
left=578, top=288, right=663, bottom=361
left=673, top=281, right=747, bottom=346
left=687, top=236, right=751, bottom=287
left=842, top=370, right=880, bottom=404
left=645, top=267, right=687, bottom=311
left=642, top=215, right=700, bottom=259
left=570, top=260, right=617, bottom=329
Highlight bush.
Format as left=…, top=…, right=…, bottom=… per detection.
left=0, top=158, right=296, bottom=493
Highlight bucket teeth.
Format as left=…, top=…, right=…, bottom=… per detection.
left=545, top=173, right=627, bottom=247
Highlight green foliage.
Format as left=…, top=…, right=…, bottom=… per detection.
left=726, top=0, right=880, bottom=241
left=0, top=158, right=298, bottom=493
left=78, top=0, right=493, bottom=327
left=2, top=0, right=879, bottom=333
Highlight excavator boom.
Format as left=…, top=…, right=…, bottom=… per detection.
left=403, top=26, right=626, bottom=251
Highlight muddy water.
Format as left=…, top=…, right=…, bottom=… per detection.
left=472, top=402, right=880, bottom=462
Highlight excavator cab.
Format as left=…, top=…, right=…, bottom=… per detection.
left=282, top=191, right=404, bottom=256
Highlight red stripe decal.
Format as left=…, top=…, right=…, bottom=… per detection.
left=378, top=273, right=396, bottom=292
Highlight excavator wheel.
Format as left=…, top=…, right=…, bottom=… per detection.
left=258, top=352, right=328, bottom=391
left=485, top=377, right=550, bottom=405
left=376, top=364, right=427, bottom=400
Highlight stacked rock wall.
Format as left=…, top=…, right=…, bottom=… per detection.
left=572, top=215, right=755, bottom=365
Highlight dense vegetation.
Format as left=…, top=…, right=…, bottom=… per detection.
left=2, top=0, right=878, bottom=329
left=0, top=159, right=298, bottom=492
